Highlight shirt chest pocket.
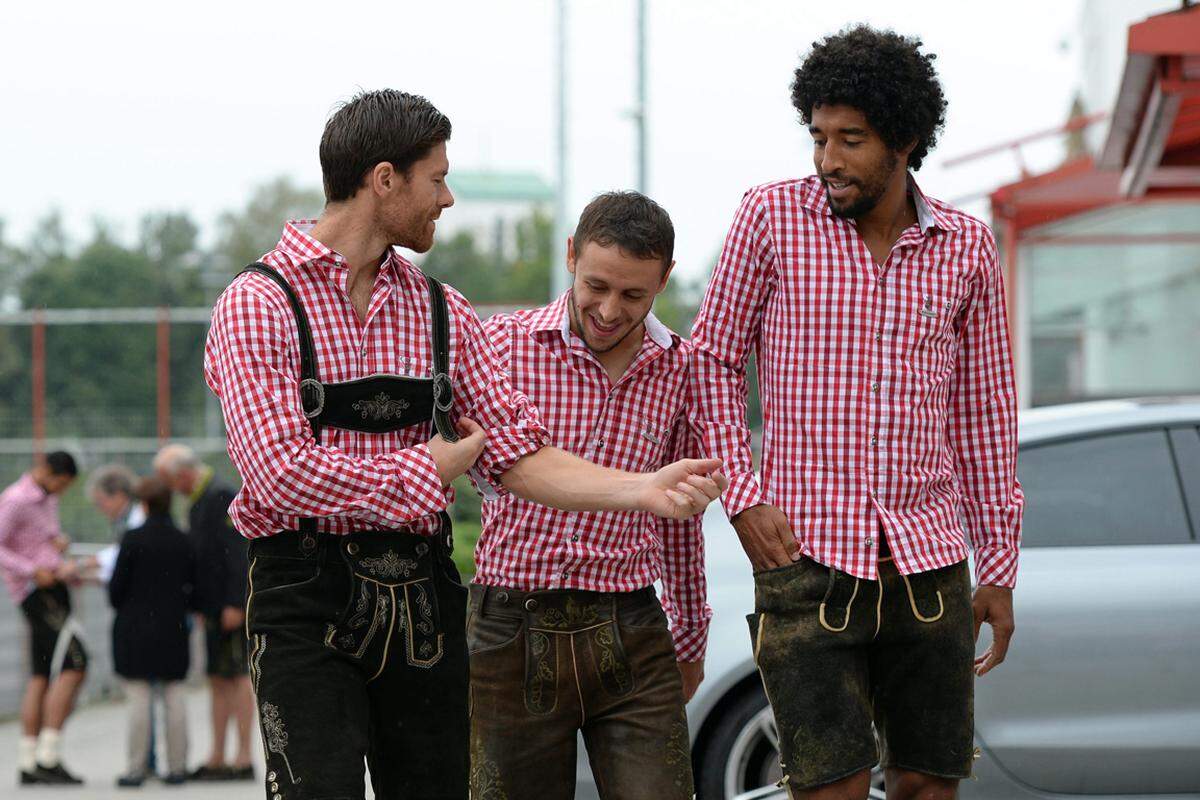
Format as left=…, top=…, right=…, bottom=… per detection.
left=906, top=282, right=970, bottom=378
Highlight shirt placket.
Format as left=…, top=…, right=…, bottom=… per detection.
left=554, top=344, right=624, bottom=588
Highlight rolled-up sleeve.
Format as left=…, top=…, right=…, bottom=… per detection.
left=445, top=290, right=550, bottom=494
left=204, top=277, right=449, bottom=533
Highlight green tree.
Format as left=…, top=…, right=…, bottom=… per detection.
left=212, top=177, right=324, bottom=288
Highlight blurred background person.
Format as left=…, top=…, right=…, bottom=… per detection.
left=0, top=451, right=87, bottom=786
left=153, top=444, right=253, bottom=782
left=83, top=464, right=145, bottom=586
left=108, top=476, right=194, bottom=788
left=86, top=463, right=158, bottom=780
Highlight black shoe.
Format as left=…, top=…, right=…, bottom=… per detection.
left=187, top=765, right=227, bottom=782
left=163, top=772, right=187, bottom=786
left=19, top=769, right=49, bottom=785
left=116, top=773, right=146, bottom=788
left=226, top=765, right=254, bottom=782
left=35, top=763, right=84, bottom=785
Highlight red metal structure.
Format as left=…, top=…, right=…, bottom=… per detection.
left=991, top=3, right=1200, bottom=280
left=986, top=3, right=1200, bottom=407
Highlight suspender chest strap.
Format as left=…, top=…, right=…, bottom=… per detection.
left=238, top=262, right=460, bottom=445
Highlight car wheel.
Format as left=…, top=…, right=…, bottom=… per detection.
left=696, top=684, right=885, bottom=800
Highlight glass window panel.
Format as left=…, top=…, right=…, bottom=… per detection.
left=1018, top=430, right=1191, bottom=547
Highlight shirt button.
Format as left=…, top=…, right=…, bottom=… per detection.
left=864, top=536, right=875, bottom=547
left=875, top=332, right=883, bottom=342
left=595, top=439, right=605, bottom=450
left=561, top=570, right=570, bottom=581
left=870, top=382, right=880, bottom=393
left=870, top=435, right=878, bottom=446
left=571, top=534, right=580, bottom=542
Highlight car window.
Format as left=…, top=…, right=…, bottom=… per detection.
left=1168, top=426, right=1200, bottom=536
left=1018, top=429, right=1192, bottom=547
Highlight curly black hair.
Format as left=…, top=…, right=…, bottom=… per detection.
left=791, top=25, right=947, bottom=171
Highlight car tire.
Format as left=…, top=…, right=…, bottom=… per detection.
left=696, top=683, right=886, bottom=800
left=696, top=683, right=781, bottom=800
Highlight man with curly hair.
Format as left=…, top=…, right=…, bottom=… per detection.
left=689, top=25, right=1023, bottom=800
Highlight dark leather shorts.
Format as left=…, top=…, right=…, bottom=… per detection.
left=21, top=583, right=88, bottom=677
left=748, top=557, right=976, bottom=791
left=245, top=522, right=468, bottom=800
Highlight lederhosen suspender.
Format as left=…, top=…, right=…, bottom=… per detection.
left=239, top=262, right=460, bottom=540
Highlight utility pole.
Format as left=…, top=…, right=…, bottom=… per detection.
left=635, top=0, right=647, bottom=192
left=552, top=0, right=571, bottom=298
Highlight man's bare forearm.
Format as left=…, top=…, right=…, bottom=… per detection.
left=499, top=447, right=642, bottom=512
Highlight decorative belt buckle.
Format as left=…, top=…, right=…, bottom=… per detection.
left=299, top=378, right=325, bottom=418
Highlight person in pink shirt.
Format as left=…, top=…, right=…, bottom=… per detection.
left=0, top=451, right=88, bottom=786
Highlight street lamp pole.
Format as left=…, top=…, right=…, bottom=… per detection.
left=552, top=0, right=571, bottom=298
left=636, top=0, right=647, bottom=193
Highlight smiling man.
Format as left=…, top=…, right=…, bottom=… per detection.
left=689, top=26, right=1024, bottom=800
left=204, top=92, right=724, bottom=800
left=468, top=192, right=710, bottom=800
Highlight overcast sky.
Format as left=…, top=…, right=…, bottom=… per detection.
left=3, top=0, right=1098, bottom=280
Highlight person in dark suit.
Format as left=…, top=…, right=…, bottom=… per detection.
left=152, top=444, right=253, bottom=782
left=109, top=477, right=195, bottom=787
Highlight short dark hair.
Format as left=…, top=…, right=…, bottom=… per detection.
left=791, top=25, right=947, bottom=171
left=573, top=192, right=674, bottom=271
left=135, top=476, right=173, bottom=517
left=319, top=89, right=453, bottom=203
left=44, top=451, right=78, bottom=478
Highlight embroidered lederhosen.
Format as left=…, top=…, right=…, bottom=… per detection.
left=240, top=262, right=471, bottom=800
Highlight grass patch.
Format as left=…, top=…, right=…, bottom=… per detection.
left=450, top=517, right=481, bottom=578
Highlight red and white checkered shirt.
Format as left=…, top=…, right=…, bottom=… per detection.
left=0, top=474, right=65, bottom=604
left=475, top=294, right=712, bottom=660
left=691, top=176, right=1023, bottom=587
left=204, top=221, right=550, bottom=540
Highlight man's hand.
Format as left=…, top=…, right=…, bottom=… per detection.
left=972, top=585, right=1014, bottom=677
left=677, top=659, right=705, bottom=702
left=33, top=568, right=57, bottom=589
left=731, top=504, right=798, bottom=571
left=55, top=560, right=80, bottom=585
left=221, top=605, right=246, bottom=633
left=53, top=535, right=71, bottom=554
left=635, top=459, right=726, bottom=519
left=426, top=417, right=487, bottom=488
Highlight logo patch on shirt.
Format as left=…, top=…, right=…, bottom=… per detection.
left=918, top=297, right=939, bottom=319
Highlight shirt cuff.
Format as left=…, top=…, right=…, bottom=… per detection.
left=720, top=472, right=767, bottom=520
left=974, top=545, right=1018, bottom=589
left=671, top=616, right=712, bottom=662
left=477, top=422, right=552, bottom=495
left=388, top=444, right=451, bottom=524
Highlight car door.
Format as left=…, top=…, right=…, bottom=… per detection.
left=972, top=426, right=1200, bottom=795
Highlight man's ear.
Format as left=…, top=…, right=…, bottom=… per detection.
left=566, top=236, right=577, bottom=275
left=657, top=259, right=676, bottom=293
left=370, top=162, right=397, bottom=197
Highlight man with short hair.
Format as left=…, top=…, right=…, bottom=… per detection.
left=0, top=451, right=87, bottom=786
left=153, top=444, right=254, bottom=782
left=203, top=89, right=724, bottom=799
left=689, top=26, right=1023, bottom=800
left=86, top=464, right=145, bottom=544
left=469, top=192, right=710, bottom=799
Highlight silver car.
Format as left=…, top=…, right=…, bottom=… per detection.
left=576, top=398, right=1200, bottom=799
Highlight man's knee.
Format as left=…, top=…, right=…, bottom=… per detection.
left=884, top=768, right=958, bottom=800
left=791, top=768, right=874, bottom=800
